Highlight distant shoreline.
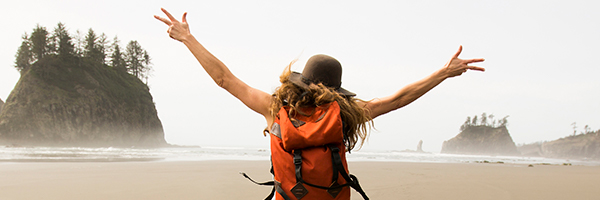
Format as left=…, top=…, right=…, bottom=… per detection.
left=1, top=146, right=598, bottom=166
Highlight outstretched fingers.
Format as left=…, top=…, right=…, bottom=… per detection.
left=161, top=8, right=178, bottom=22
left=464, top=58, right=485, bottom=64
left=154, top=8, right=180, bottom=25
left=154, top=15, right=172, bottom=25
left=464, top=58, right=485, bottom=71
left=467, top=66, right=485, bottom=72
left=452, top=45, right=463, bottom=58
left=182, top=12, right=188, bottom=23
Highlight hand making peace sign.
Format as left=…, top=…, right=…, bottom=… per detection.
left=154, top=8, right=191, bottom=42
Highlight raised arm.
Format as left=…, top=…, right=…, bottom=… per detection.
left=154, top=8, right=272, bottom=119
left=364, top=46, right=484, bottom=119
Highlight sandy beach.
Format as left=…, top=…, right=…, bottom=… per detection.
left=1, top=160, right=599, bottom=200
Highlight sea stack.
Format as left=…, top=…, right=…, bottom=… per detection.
left=416, top=140, right=424, bottom=152
left=0, top=57, right=166, bottom=147
left=441, top=126, right=520, bottom=156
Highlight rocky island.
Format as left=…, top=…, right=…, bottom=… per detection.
left=442, top=113, right=600, bottom=160
left=441, top=113, right=520, bottom=156
left=0, top=24, right=166, bottom=147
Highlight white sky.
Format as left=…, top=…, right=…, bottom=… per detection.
left=1, top=0, right=599, bottom=152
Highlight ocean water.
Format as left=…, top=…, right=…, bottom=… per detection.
left=1, top=146, right=598, bottom=166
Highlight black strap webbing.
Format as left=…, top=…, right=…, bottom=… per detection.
left=329, top=145, right=370, bottom=200
left=266, top=187, right=276, bottom=200
left=275, top=181, right=292, bottom=200
left=240, top=172, right=275, bottom=186
left=240, top=172, right=277, bottom=200
left=293, top=150, right=303, bottom=183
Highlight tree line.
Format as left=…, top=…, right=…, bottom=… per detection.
left=460, top=112, right=509, bottom=131
left=14, top=23, right=152, bottom=82
left=570, top=122, right=599, bottom=137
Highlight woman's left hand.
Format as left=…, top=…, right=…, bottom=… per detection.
left=443, top=46, right=485, bottom=78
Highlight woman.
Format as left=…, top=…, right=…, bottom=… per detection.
left=155, top=8, right=484, bottom=200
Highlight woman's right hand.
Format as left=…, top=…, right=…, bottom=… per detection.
left=154, top=8, right=192, bottom=42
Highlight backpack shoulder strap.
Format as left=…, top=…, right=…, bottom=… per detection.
left=329, top=145, right=370, bottom=200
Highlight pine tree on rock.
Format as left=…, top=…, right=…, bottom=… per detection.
left=14, top=34, right=33, bottom=74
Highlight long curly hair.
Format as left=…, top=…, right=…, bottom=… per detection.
left=268, top=61, right=373, bottom=151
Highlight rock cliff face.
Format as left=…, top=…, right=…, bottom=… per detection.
left=540, top=132, right=600, bottom=160
left=441, top=126, right=520, bottom=156
left=0, top=56, right=166, bottom=147
left=0, top=98, right=4, bottom=114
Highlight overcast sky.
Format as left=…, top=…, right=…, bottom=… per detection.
left=1, top=0, right=599, bottom=152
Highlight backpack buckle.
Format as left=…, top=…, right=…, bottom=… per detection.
left=293, top=151, right=302, bottom=165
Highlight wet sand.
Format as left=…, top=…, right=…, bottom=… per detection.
left=1, top=161, right=599, bottom=199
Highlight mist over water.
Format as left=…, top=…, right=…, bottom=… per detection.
left=1, top=146, right=598, bottom=166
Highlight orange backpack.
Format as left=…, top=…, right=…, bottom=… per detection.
left=242, top=101, right=369, bottom=200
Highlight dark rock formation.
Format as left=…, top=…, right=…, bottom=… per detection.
left=441, top=126, right=520, bottom=156
left=0, top=56, right=166, bottom=147
left=540, top=132, right=600, bottom=160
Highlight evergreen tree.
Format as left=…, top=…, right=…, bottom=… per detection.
left=84, top=28, right=104, bottom=65
left=84, top=28, right=97, bottom=57
left=97, top=33, right=109, bottom=64
left=460, top=116, right=472, bottom=131
left=124, top=40, right=151, bottom=81
left=12, top=23, right=154, bottom=84
left=499, top=116, right=509, bottom=127
left=110, top=36, right=126, bottom=71
left=53, top=22, right=75, bottom=59
left=30, top=24, right=50, bottom=60
left=481, top=112, right=487, bottom=126
left=14, top=34, right=33, bottom=74
left=141, top=50, right=151, bottom=83
left=460, top=113, right=507, bottom=130
left=584, top=125, right=591, bottom=135
left=73, top=30, right=85, bottom=57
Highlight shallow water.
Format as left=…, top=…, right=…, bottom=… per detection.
left=1, top=146, right=598, bottom=166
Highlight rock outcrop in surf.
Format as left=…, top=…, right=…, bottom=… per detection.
left=442, top=113, right=519, bottom=156
left=0, top=55, right=166, bottom=147
left=1, top=23, right=166, bottom=147
left=442, top=125, right=520, bottom=156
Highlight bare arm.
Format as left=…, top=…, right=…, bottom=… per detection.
left=363, top=46, right=485, bottom=119
left=154, top=8, right=272, bottom=120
